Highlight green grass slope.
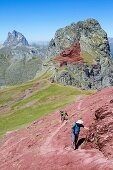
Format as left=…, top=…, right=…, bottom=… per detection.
left=0, top=69, right=94, bottom=136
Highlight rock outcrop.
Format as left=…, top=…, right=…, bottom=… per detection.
left=81, top=87, right=113, bottom=160
left=54, top=42, right=83, bottom=66
left=84, top=103, right=113, bottom=159
left=47, top=19, right=113, bottom=89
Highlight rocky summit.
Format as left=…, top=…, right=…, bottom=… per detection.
left=47, top=19, right=113, bottom=89
left=3, top=30, right=29, bottom=47
left=1, top=30, right=39, bottom=59
left=0, top=30, right=47, bottom=86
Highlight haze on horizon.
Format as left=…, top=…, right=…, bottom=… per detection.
left=0, top=0, right=113, bottom=43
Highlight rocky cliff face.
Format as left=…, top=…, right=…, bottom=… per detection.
left=47, top=19, right=113, bottom=89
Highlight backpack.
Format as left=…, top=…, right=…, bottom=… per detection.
left=72, top=123, right=80, bottom=135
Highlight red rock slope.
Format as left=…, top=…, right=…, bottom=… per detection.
left=1, top=87, right=113, bottom=170
left=54, top=42, right=83, bottom=66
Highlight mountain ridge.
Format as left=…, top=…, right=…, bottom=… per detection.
left=46, top=18, right=113, bottom=90
left=1, top=20, right=113, bottom=169
left=0, top=19, right=113, bottom=89
left=0, top=30, right=48, bottom=86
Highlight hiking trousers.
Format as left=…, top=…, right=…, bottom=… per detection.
left=72, top=133, right=78, bottom=146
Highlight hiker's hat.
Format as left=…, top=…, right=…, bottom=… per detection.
left=76, top=119, right=84, bottom=124
left=60, top=110, right=63, bottom=113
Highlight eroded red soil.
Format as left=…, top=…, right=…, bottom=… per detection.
left=54, top=42, right=83, bottom=66
left=1, top=87, right=113, bottom=169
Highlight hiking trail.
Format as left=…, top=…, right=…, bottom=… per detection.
left=40, top=121, right=67, bottom=155
left=40, top=98, right=84, bottom=155
left=2, top=88, right=113, bottom=169
left=77, top=100, right=82, bottom=110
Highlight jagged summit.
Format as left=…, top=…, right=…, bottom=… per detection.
left=47, top=18, right=113, bottom=90
left=47, top=18, right=110, bottom=59
left=0, top=30, right=46, bottom=86
left=3, top=30, right=29, bottom=47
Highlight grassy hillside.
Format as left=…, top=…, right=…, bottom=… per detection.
left=0, top=70, right=94, bottom=136
left=0, top=54, right=11, bottom=86
left=5, top=57, right=42, bottom=85
left=81, top=51, right=94, bottom=64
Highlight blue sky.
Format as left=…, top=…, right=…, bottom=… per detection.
left=0, top=0, right=113, bottom=43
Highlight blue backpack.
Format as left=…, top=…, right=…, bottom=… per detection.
left=72, top=123, right=80, bottom=135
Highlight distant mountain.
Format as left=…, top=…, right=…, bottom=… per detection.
left=3, top=30, right=29, bottom=47
left=1, top=30, right=43, bottom=60
left=0, top=30, right=47, bottom=86
left=31, top=41, right=49, bottom=47
left=31, top=42, right=49, bottom=59
left=109, top=38, right=113, bottom=57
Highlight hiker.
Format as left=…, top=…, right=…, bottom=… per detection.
left=60, top=110, right=68, bottom=123
left=72, top=119, right=89, bottom=149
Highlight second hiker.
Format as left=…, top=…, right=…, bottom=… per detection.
left=60, top=110, right=68, bottom=123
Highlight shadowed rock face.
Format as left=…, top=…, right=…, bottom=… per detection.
left=1, top=87, right=113, bottom=169
left=84, top=103, right=113, bottom=159
left=47, top=19, right=113, bottom=90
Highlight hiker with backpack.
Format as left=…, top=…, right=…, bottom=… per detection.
left=72, top=119, right=89, bottom=150
left=60, top=110, right=68, bottom=123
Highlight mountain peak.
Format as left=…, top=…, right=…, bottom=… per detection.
left=47, top=18, right=112, bottom=90
left=12, top=30, right=18, bottom=37
left=3, top=30, right=29, bottom=47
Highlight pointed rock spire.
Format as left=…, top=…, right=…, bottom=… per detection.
left=3, top=30, right=29, bottom=47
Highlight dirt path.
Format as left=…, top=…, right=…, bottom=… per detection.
left=40, top=98, right=84, bottom=155
left=40, top=121, right=67, bottom=155
left=77, top=100, right=82, bottom=110
left=2, top=87, right=113, bottom=170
